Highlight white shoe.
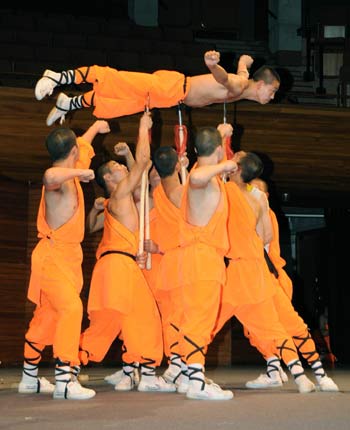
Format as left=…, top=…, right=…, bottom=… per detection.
left=18, top=377, right=55, bottom=394
left=104, top=369, right=123, bottom=385
left=137, top=376, right=176, bottom=392
left=279, top=367, right=288, bottom=383
left=176, top=373, right=190, bottom=393
left=35, top=70, right=59, bottom=100
left=162, top=368, right=182, bottom=387
left=295, top=374, right=316, bottom=393
left=246, top=373, right=283, bottom=389
left=317, top=376, right=339, bottom=392
left=114, top=372, right=138, bottom=391
left=46, top=93, right=71, bottom=126
left=105, top=368, right=140, bottom=386
left=53, top=380, right=96, bottom=400
left=186, top=382, right=234, bottom=400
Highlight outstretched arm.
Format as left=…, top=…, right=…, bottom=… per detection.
left=43, top=167, right=95, bottom=191
left=190, top=159, right=237, bottom=189
left=204, top=50, right=252, bottom=96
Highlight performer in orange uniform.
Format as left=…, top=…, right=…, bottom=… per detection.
left=18, top=120, right=110, bottom=400
left=244, top=178, right=339, bottom=392
left=212, top=151, right=317, bottom=393
left=146, top=146, right=188, bottom=388
left=79, top=112, right=175, bottom=393
left=177, top=126, right=237, bottom=400
left=34, top=51, right=280, bottom=126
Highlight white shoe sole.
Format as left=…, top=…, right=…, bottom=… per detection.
left=186, top=390, right=234, bottom=400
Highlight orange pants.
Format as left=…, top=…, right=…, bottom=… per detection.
left=80, top=301, right=163, bottom=366
left=214, top=296, right=301, bottom=366
left=180, top=280, right=222, bottom=366
left=74, top=66, right=189, bottom=118
left=24, top=284, right=83, bottom=365
left=245, top=287, right=309, bottom=359
left=154, top=286, right=184, bottom=359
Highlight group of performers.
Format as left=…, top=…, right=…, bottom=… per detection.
left=18, top=51, right=339, bottom=400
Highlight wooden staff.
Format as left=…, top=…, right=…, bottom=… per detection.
left=138, top=169, right=147, bottom=257
left=138, top=93, right=152, bottom=269
left=144, top=173, right=152, bottom=269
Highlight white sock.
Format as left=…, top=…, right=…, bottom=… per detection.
left=287, top=359, right=304, bottom=379
left=48, top=70, right=75, bottom=86
left=55, top=361, right=72, bottom=392
left=122, top=364, right=135, bottom=377
left=21, top=361, right=38, bottom=383
left=140, top=364, right=156, bottom=383
left=188, top=363, right=205, bottom=391
left=168, top=354, right=182, bottom=375
left=311, top=360, right=326, bottom=382
left=266, top=356, right=282, bottom=381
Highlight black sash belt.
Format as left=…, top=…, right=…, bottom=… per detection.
left=99, top=250, right=136, bottom=261
left=264, top=249, right=279, bottom=278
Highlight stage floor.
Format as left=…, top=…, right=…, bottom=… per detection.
left=1, top=365, right=349, bottom=430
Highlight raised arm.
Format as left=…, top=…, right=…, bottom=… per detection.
left=114, top=142, right=135, bottom=171
left=80, top=120, right=111, bottom=144
left=217, top=123, right=233, bottom=145
left=43, top=167, right=95, bottom=191
left=204, top=50, right=252, bottom=96
left=76, top=120, right=111, bottom=169
left=189, top=159, right=237, bottom=189
left=112, top=112, right=152, bottom=199
left=86, top=196, right=105, bottom=233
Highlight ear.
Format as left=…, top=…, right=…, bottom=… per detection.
left=256, top=80, right=265, bottom=90
left=103, top=172, right=111, bottom=184
left=71, top=144, right=78, bottom=157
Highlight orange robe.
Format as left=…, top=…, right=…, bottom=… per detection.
left=75, top=66, right=190, bottom=119
left=268, top=209, right=293, bottom=300
left=245, top=208, right=308, bottom=359
left=24, top=137, right=94, bottom=365
left=178, top=176, right=229, bottom=365
left=80, top=202, right=163, bottom=365
left=152, top=184, right=184, bottom=358
left=214, top=182, right=301, bottom=366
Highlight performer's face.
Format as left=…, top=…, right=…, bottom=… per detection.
left=257, top=80, right=279, bottom=104
left=107, top=160, right=128, bottom=182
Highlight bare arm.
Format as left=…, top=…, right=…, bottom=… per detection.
left=76, top=120, right=111, bottom=169
left=256, top=192, right=273, bottom=245
left=114, top=142, right=135, bottom=171
left=86, top=197, right=105, bottom=233
left=190, top=160, right=237, bottom=189
left=204, top=51, right=252, bottom=95
left=43, top=167, right=94, bottom=191
left=111, top=112, right=152, bottom=200
left=80, top=120, right=111, bottom=144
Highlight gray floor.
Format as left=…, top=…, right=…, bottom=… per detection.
left=1, top=365, right=349, bottom=430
